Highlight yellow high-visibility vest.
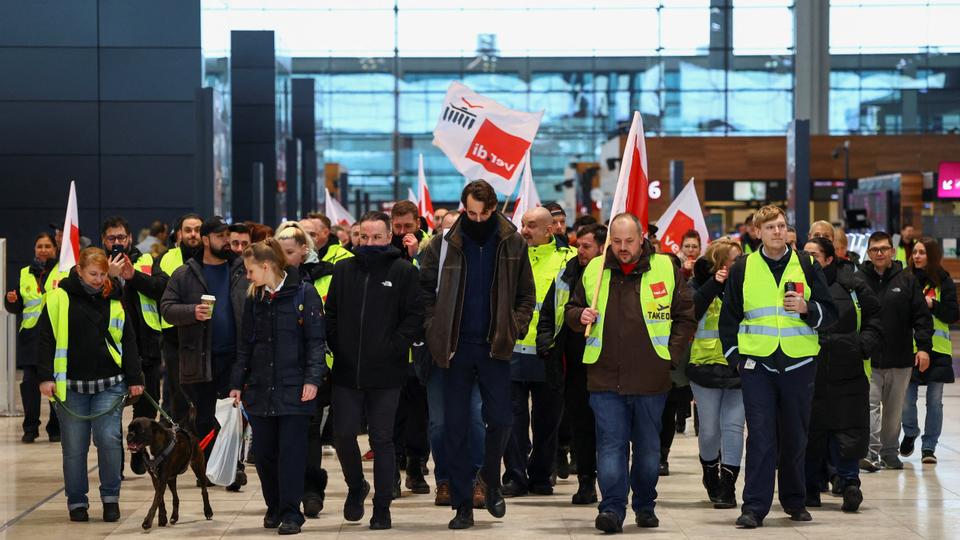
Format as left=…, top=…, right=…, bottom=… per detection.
left=18, top=265, right=69, bottom=331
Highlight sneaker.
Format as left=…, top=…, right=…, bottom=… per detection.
left=735, top=512, right=762, bottom=529
left=841, top=485, right=863, bottom=513
left=369, top=506, right=391, bottom=530
left=858, top=458, right=881, bottom=472
left=635, top=509, right=659, bottom=528
left=882, top=456, right=904, bottom=470
left=278, top=521, right=302, bottom=535
left=595, top=511, right=623, bottom=533
left=899, top=435, right=917, bottom=457
left=785, top=507, right=812, bottom=522
left=922, top=450, right=938, bottom=464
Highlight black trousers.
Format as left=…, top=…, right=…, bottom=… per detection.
left=305, top=382, right=332, bottom=497
left=503, top=380, right=564, bottom=487
left=132, top=359, right=163, bottom=420
left=659, top=385, right=691, bottom=461
left=333, top=384, right=401, bottom=508
left=183, top=354, right=233, bottom=461
left=161, top=335, right=189, bottom=423
left=564, top=357, right=596, bottom=476
left=444, top=342, right=513, bottom=509
left=393, top=368, right=430, bottom=469
left=21, top=365, right=59, bottom=436
left=249, top=414, right=310, bottom=525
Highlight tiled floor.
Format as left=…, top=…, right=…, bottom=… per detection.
left=0, top=386, right=958, bottom=539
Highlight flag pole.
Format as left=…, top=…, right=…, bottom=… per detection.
left=584, top=115, right=640, bottom=336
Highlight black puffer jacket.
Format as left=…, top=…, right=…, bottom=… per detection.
left=808, top=260, right=883, bottom=460
left=36, top=270, right=143, bottom=386
left=325, top=246, right=423, bottom=389
left=859, top=260, right=933, bottom=369
left=686, top=258, right=740, bottom=389
left=230, top=267, right=327, bottom=416
left=911, top=267, right=958, bottom=384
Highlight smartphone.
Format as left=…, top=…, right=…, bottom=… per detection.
left=111, top=244, right=124, bottom=257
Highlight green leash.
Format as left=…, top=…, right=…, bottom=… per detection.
left=53, top=392, right=128, bottom=421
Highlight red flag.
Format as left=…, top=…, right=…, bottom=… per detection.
left=417, top=154, right=435, bottom=230
left=655, top=179, right=710, bottom=256
left=58, top=181, right=80, bottom=272
left=610, top=111, right=650, bottom=226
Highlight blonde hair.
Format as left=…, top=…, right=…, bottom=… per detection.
left=704, top=236, right=743, bottom=274
left=834, top=227, right=848, bottom=250
left=276, top=221, right=315, bottom=252
left=752, top=205, right=786, bottom=228
left=77, top=247, right=113, bottom=297
left=242, top=238, right=287, bottom=298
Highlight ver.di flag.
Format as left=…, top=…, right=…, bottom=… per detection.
left=432, top=81, right=543, bottom=196
left=655, top=179, right=710, bottom=256
left=324, top=188, right=355, bottom=227
left=609, top=111, right=651, bottom=227
left=58, top=181, right=80, bottom=272
left=511, top=150, right=541, bottom=229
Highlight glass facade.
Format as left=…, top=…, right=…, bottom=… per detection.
left=202, top=0, right=958, bottom=202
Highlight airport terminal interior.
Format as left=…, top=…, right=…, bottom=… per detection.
left=1, top=0, right=960, bottom=538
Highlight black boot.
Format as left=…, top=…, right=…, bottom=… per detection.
left=303, top=469, right=328, bottom=518
left=841, top=478, right=863, bottom=513
left=369, top=506, right=392, bottom=530
left=714, top=465, right=739, bottom=509
left=700, top=456, right=721, bottom=503
left=557, top=446, right=571, bottom=479
left=405, top=456, right=430, bottom=494
left=572, top=474, right=598, bottom=505
left=448, top=505, right=474, bottom=530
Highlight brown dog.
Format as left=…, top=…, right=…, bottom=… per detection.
left=127, top=417, right=213, bottom=529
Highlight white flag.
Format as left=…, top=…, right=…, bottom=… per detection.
left=609, top=111, right=651, bottom=226
left=407, top=187, right=418, bottom=205
left=655, top=179, right=710, bottom=257
left=511, top=151, right=540, bottom=229
left=433, top=81, right=543, bottom=196
left=324, top=188, right=355, bottom=227
left=58, top=181, right=80, bottom=272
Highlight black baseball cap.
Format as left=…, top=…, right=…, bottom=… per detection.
left=200, top=216, right=229, bottom=237
left=544, top=202, right=565, bottom=217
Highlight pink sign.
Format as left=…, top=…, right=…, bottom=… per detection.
left=938, top=161, right=960, bottom=198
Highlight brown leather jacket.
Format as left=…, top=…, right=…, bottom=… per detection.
left=419, top=212, right=536, bottom=366
left=565, top=241, right=696, bottom=395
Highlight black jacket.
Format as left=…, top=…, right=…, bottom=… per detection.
left=159, top=257, right=247, bottom=384
left=117, top=247, right=162, bottom=363
left=36, top=271, right=142, bottom=386
left=5, top=258, right=59, bottom=368
left=719, top=247, right=838, bottom=372
left=535, top=255, right=583, bottom=391
left=230, top=267, right=328, bottom=416
left=911, top=267, right=958, bottom=384
left=808, top=260, right=883, bottom=460
left=859, top=260, right=933, bottom=369
left=686, top=258, right=740, bottom=389
left=325, top=246, right=423, bottom=389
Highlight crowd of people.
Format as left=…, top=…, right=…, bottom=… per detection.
left=4, top=179, right=954, bottom=534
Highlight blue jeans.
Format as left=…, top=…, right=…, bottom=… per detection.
left=902, top=381, right=944, bottom=452
left=690, top=382, right=745, bottom=466
left=589, top=391, right=667, bottom=522
left=427, top=367, right=483, bottom=483
left=55, top=383, right=126, bottom=510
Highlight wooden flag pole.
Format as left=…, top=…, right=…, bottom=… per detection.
left=501, top=193, right=512, bottom=214
left=584, top=215, right=615, bottom=336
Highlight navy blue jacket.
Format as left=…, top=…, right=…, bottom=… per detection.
left=230, top=266, right=327, bottom=416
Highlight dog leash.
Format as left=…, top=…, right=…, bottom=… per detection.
left=53, top=392, right=129, bottom=421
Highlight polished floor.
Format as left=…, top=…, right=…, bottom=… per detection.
left=0, top=386, right=957, bottom=540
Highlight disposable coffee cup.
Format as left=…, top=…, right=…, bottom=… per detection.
left=201, top=295, right=216, bottom=317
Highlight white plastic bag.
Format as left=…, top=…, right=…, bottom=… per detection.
left=206, top=398, right=242, bottom=486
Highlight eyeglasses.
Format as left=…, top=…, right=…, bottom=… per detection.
left=867, top=246, right=891, bottom=254
left=105, top=234, right=128, bottom=243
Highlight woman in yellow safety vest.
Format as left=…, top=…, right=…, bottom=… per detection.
left=36, top=247, right=143, bottom=524
left=901, top=237, right=958, bottom=465
left=3, top=232, right=66, bottom=443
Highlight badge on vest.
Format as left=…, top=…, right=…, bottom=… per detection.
left=650, top=281, right=668, bottom=299
left=744, top=359, right=756, bottom=370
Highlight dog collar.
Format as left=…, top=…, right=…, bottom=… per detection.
left=145, top=437, right=177, bottom=474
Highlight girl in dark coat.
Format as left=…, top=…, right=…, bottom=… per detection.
left=901, top=237, right=959, bottom=464
left=229, top=238, right=327, bottom=535
left=802, top=237, right=882, bottom=513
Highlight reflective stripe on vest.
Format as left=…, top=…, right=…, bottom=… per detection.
left=158, top=248, right=185, bottom=329
left=515, top=239, right=575, bottom=353
left=553, top=266, right=572, bottom=340
left=312, top=243, right=354, bottom=368
left=18, top=266, right=69, bottom=331
left=581, top=254, right=675, bottom=364
left=134, top=253, right=162, bottom=332
left=914, top=285, right=953, bottom=356
left=690, top=297, right=724, bottom=366
left=737, top=251, right=820, bottom=359
left=45, top=289, right=124, bottom=402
